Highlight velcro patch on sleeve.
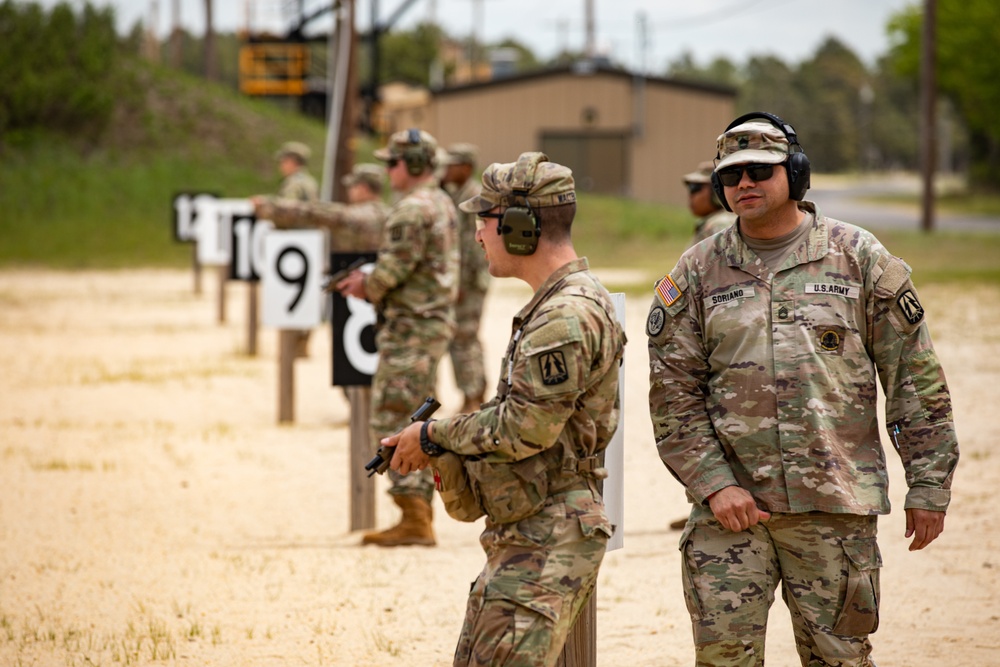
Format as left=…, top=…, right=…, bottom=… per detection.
left=655, top=275, right=683, bottom=306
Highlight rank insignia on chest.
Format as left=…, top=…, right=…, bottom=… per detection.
left=539, top=350, right=569, bottom=385
left=655, top=275, right=682, bottom=307
left=897, top=289, right=924, bottom=325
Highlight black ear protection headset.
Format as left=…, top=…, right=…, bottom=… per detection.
left=710, top=111, right=811, bottom=212
left=401, top=128, right=431, bottom=176
left=500, top=152, right=546, bottom=256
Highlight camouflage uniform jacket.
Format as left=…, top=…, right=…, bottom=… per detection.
left=259, top=197, right=387, bottom=252
left=365, top=182, right=459, bottom=326
left=451, top=178, right=491, bottom=294
left=434, top=258, right=626, bottom=466
left=278, top=169, right=318, bottom=202
left=647, top=201, right=958, bottom=515
left=689, top=209, right=737, bottom=248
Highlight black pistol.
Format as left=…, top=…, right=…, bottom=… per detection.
left=364, top=397, right=441, bottom=477
left=322, top=257, right=368, bottom=293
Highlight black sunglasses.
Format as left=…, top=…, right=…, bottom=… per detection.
left=386, top=157, right=400, bottom=168
left=716, top=163, right=777, bottom=187
left=686, top=182, right=706, bottom=194
left=475, top=211, right=505, bottom=233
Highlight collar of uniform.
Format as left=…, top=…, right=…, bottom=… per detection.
left=512, top=257, right=590, bottom=327
left=728, top=200, right=828, bottom=273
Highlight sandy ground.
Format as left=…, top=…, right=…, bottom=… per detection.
left=1, top=268, right=998, bottom=667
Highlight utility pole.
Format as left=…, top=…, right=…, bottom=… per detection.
left=919, top=0, right=936, bottom=232
left=204, top=0, right=217, bottom=81
left=170, top=0, right=182, bottom=67
left=584, top=0, right=595, bottom=58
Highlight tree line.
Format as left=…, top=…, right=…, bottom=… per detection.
left=2, top=1, right=996, bottom=189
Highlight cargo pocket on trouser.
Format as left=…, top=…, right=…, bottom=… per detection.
left=679, top=524, right=706, bottom=623
left=453, top=578, right=561, bottom=667
left=833, top=538, right=882, bottom=636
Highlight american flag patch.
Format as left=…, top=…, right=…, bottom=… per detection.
left=655, top=275, right=682, bottom=306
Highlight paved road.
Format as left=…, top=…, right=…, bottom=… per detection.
left=807, top=174, right=1000, bottom=233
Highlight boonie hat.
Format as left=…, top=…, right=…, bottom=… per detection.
left=341, top=163, right=386, bottom=191
left=275, top=141, right=311, bottom=163
left=683, top=160, right=715, bottom=184
left=374, top=128, right=438, bottom=165
left=443, top=143, right=479, bottom=166
left=459, top=152, right=576, bottom=214
left=715, top=122, right=790, bottom=171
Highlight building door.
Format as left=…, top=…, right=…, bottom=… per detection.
left=540, top=131, right=629, bottom=195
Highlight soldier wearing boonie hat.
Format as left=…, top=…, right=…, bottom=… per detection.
left=682, top=159, right=735, bottom=249
left=336, top=128, right=459, bottom=549
left=647, top=112, right=959, bottom=665
left=273, top=140, right=318, bottom=203
left=384, top=151, right=625, bottom=665
left=439, top=143, right=490, bottom=414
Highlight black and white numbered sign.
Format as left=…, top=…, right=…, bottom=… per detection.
left=262, top=230, right=326, bottom=329
left=172, top=191, right=218, bottom=242
left=229, top=214, right=274, bottom=282
left=330, top=252, right=379, bottom=386
left=196, top=198, right=254, bottom=266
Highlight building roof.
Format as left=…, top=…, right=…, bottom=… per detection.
left=432, top=60, right=737, bottom=99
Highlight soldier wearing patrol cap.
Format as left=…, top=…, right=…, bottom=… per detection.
left=682, top=159, right=736, bottom=248
left=336, top=129, right=459, bottom=548
left=647, top=112, right=959, bottom=666
left=440, top=143, right=490, bottom=414
left=274, top=141, right=318, bottom=203
left=252, top=163, right=388, bottom=252
left=383, top=151, right=627, bottom=665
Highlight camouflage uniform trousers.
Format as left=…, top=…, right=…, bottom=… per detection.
left=679, top=505, right=881, bottom=667
left=370, top=318, right=452, bottom=503
left=449, top=282, right=488, bottom=402
left=454, top=487, right=610, bottom=667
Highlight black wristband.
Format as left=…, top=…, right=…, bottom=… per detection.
left=420, top=420, right=446, bottom=457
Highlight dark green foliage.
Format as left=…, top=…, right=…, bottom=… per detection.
left=0, top=1, right=129, bottom=144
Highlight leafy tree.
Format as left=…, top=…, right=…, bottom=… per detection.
left=888, top=0, right=1000, bottom=187
left=379, top=22, right=444, bottom=87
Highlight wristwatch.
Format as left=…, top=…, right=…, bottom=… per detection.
left=420, top=420, right=446, bottom=457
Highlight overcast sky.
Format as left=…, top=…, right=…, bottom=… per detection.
left=37, top=0, right=917, bottom=70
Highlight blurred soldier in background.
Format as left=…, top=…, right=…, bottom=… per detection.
left=253, top=163, right=387, bottom=252
left=683, top=160, right=736, bottom=248
left=274, top=141, right=318, bottom=203
left=440, top=143, right=490, bottom=414
left=336, top=129, right=459, bottom=548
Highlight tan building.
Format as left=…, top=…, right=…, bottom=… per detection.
left=411, top=63, right=736, bottom=207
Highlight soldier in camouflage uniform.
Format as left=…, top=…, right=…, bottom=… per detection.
left=383, top=152, right=626, bottom=666
left=253, top=163, right=388, bottom=252
left=336, top=129, right=459, bottom=547
left=441, top=143, right=491, bottom=413
left=646, top=113, right=959, bottom=667
left=683, top=160, right=736, bottom=248
left=274, top=141, right=319, bottom=203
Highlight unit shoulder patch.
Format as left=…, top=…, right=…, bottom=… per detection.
left=646, top=306, right=666, bottom=336
left=896, top=289, right=924, bottom=325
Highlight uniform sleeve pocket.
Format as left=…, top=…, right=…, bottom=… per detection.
left=832, top=538, right=882, bottom=636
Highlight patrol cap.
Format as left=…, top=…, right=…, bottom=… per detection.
left=373, top=128, right=438, bottom=166
left=459, top=152, right=576, bottom=213
left=682, top=160, right=715, bottom=185
left=341, top=163, right=386, bottom=192
left=275, top=141, right=311, bottom=163
left=715, top=121, right=790, bottom=171
left=442, top=143, right=479, bottom=166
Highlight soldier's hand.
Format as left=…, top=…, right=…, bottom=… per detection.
left=384, top=422, right=430, bottom=476
left=707, top=486, right=771, bottom=532
left=336, top=270, right=367, bottom=300
left=905, top=508, right=945, bottom=551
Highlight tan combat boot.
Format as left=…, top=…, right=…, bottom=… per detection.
left=361, top=495, right=436, bottom=547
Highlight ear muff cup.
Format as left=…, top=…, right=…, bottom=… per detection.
left=402, top=128, right=430, bottom=176
left=500, top=206, right=540, bottom=255
left=712, top=111, right=811, bottom=212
